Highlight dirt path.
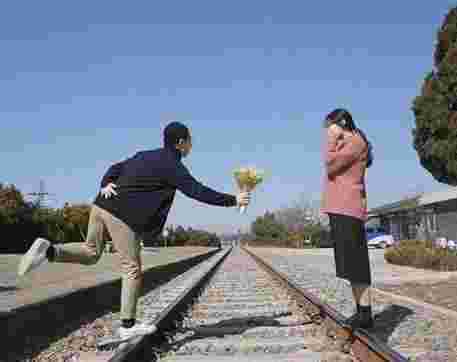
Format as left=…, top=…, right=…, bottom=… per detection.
left=377, top=278, right=457, bottom=312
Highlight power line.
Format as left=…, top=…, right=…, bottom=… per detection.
left=27, top=180, right=54, bottom=208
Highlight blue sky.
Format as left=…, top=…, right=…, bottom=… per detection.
left=1, top=1, right=456, bottom=233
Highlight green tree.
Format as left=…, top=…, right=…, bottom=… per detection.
left=32, top=207, right=65, bottom=242
left=173, top=225, right=189, bottom=246
left=251, top=211, right=288, bottom=243
left=159, top=225, right=220, bottom=247
left=62, top=203, right=91, bottom=242
left=0, top=183, right=43, bottom=252
left=303, top=223, right=330, bottom=248
left=412, top=7, right=457, bottom=185
left=0, top=183, right=30, bottom=223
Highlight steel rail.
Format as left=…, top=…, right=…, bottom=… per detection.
left=107, top=246, right=410, bottom=362
left=243, top=247, right=409, bottom=362
left=107, top=247, right=231, bottom=362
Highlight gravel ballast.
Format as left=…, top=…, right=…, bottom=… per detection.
left=159, top=247, right=354, bottom=361
left=247, top=247, right=457, bottom=361
left=5, top=248, right=216, bottom=362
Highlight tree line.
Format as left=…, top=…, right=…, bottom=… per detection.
left=0, top=183, right=220, bottom=253
left=155, top=225, right=221, bottom=248
left=1, top=182, right=327, bottom=253
left=246, top=196, right=331, bottom=248
left=0, top=183, right=90, bottom=253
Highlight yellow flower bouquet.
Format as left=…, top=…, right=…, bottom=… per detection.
left=233, top=166, right=265, bottom=214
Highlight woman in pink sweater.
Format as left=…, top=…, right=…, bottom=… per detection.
left=321, top=108, right=374, bottom=330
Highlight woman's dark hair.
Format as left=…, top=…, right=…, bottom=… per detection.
left=357, top=128, right=373, bottom=168
left=325, top=108, right=373, bottom=168
left=324, top=108, right=356, bottom=131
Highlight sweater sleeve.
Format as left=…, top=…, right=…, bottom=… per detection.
left=326, top=135, right=365, bottom=177
left=168, top=162, right=237, bottom=207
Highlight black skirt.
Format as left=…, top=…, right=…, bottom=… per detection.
left=329, top=213, right=372, bottom=285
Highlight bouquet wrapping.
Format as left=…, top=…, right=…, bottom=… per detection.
left=233, top=167, right=265, bottom=214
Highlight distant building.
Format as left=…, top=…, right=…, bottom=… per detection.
left=368, top=188, right=457, bottom=242
left=220, top=239, right=233, bottom=248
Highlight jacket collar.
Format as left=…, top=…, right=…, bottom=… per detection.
left=164, top=146, right=182, bottom=161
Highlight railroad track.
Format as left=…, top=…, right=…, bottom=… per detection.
left=99, top=247, right=409, bottom=362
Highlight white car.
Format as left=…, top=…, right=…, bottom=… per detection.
left=366, top=227, right=395, bottom=249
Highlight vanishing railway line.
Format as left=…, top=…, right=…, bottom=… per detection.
left=99, top=247, right=409, bottom=362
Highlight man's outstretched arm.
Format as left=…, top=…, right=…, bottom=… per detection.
left=169, top=162, right=238, bottom=207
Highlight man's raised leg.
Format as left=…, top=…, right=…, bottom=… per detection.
left=18, top=205, right=106, bottom=276
left=51, top=205, right=106, bottom=264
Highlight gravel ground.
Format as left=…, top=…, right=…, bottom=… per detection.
left=23, top=249, right=227, bottom=362
left=377, top=277, right=457, bottom=312
left=248, top=247, right=457, bottom=362
left=10, top=246, right=457, bottom=361
left=160, top=247, right=353, bottom=361
left=27, top=247, right=354, bottom=361
left=6, top=248, right=215, bottom=362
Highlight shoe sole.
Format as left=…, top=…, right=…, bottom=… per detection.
left=18, top=238, right=49, bottom=276
left=119, top=331, right=155, bottom=341
left=119, top=326, right=157, bottom=340
left=98, top=330, right=155, bottom=348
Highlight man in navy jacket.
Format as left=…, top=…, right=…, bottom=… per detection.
left=18, top=121, right=250, bottom=340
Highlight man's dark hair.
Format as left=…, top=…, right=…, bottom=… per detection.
left=325, top=108, right=373, bottom=168
left=163, top=122, right=190, bottom=148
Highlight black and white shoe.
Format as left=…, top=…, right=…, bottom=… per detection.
left=18, top=238, right=51, bottom=276
left=119, top=322, right=157, bottom=340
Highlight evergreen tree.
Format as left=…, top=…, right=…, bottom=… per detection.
left=412, top=7, right=457, bottom=184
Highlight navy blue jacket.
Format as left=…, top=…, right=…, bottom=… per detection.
left=93, top=147, right=237, bottom=237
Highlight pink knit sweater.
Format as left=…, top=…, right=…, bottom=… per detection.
left=321, top=129, right=369, bottom=221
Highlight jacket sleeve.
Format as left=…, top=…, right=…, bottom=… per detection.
left=326, top=135, right=365, bottom=177
left=100, top=153, right=137, bottom=188
left=168, top=162, right=237, bottom=207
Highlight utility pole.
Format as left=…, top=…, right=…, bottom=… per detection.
left=28, top=180, right=51, bottom=208
left=304, top=209, right=313, bottom=248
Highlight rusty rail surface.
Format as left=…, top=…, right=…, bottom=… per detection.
left=243, top=247, right=409, bottom=362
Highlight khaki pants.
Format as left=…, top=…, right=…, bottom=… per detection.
left=53, top=205, right=142, bottom=320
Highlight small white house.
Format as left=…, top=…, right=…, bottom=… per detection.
left=368, top=188, right=457, bottom=242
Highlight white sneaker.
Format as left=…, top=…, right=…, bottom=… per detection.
left=18, top=238, right=51, bottom=276
left=118, top=323, right=157, bottom=340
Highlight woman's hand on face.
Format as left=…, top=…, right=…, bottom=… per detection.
left=327, top=124, right=347, bottom=151
left=328, top=124, right=343, bottom=139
